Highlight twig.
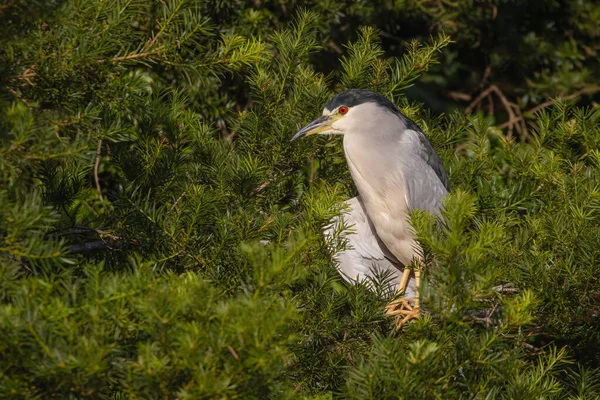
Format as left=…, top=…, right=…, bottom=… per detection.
left=490, top=85, right=525, bottom=139
left=8, top=88, right=32, bottom=107
left=465, top=85, right=600, bottom=134
left=227, top=345, right=240, bottom=360
left=520, top=340, right=556, bottom=354
left=107, top=51, right=156, bottom=62
left=327, top=40, right=343, bottom=54
left=492, top=283, right=520, bottom=293
left=470, top=302, right=500, bottom=327
left=254, top=173, right=280, bottom=194
left=467, top=85, right=526, bottom=139
left=527, top=86, right=600, bottom=115
left=94, top=139, right=104, bottom=201
left=168, top=191, right=186, bottom=213
left=478, top=65, right=492, bottom=91
left=9, top=64, right=37, bottom=85
left=279, top=0, right=288, bottom=16
left=482, top=303, right=497, bottom=327
left=447, top=91, right=472, bottom=102
left=465, top=86, right=495, bottom=113
left=487, top=91, right=494, bottom=116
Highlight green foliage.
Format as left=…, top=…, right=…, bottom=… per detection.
left=1, top=1, right=600, bottom=399
left=1, top=258, right=299, bottom=398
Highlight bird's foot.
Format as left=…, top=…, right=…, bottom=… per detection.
left=385, top=297, right=420, bottom=329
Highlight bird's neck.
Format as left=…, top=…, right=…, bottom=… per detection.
left=342, top=133, right=409, bottom=210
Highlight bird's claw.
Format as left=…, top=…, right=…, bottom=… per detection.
left=385, top=297, right=420, bottom=329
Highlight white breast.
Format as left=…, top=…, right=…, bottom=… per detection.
left=343, top=134, right=419, bottom=266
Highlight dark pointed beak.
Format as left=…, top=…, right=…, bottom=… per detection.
left=291, top=115, right=337, bottom=141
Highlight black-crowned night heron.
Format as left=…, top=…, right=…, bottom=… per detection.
left=292, top=89, right=450, bottom=327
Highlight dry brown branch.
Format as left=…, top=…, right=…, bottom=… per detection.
left=521, top=340, right=556, bottom=355
left=465, top=86, right=495, bottom=113
left=279, top=0, right=288, bottom=16
left=498, top=86, right=600, bottom=129
left=487, top=91, right=495, bottom=116
left=527, top=86, right=600, bottom=115
left=327, top=40, right=343, bottom=54
left=7, top=88, right=32, bottom=107
left=492, top=86, right=600, bottom=133
left=465, top=80, right=599, bottom=139
left=447, top=91, right=472, bottom=102
left=20, top=66, right=36, bottom=85
left=227, top=345, right=240, bottom=360
left=254, top=175, right=277, bottom=194
left=168, top=191, right=186, bottom=213
left=467, top=84, right=527, bottom=139
left=9, top=64, right=37, bottom=86
left=480, top=65, right=492, bottom=89
left=489, top=85, right=525, bottom=139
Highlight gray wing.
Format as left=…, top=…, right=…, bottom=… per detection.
left=404, top=120, right=450, bottom=192
left=323, top=196, right=416, bottom=297
left=401, top=129, right=450, bottom=215
left=416, top=131, right=450, bottom=192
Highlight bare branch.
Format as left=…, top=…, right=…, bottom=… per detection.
left=467, top=84, right=527, bottom=139
left=527, top=86, right=600, bottom=115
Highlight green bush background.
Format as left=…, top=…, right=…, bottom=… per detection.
left=1, top=1, right=600, bottom=398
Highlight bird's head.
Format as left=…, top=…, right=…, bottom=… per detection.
left=292, top=89, right=406, bottom=141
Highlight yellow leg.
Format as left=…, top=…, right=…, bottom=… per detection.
left=414, top=266, right=421, bottom=310
left=385, top=267, right=412, bottom=314
left=398, top=267, right=411, bottom=296
left=386, top=261, right=423, bottom=329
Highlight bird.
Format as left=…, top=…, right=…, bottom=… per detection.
left=292, top=89, right=450, bottom=327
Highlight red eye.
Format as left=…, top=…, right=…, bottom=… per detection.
left=338, top=106, right=349, bottom=115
